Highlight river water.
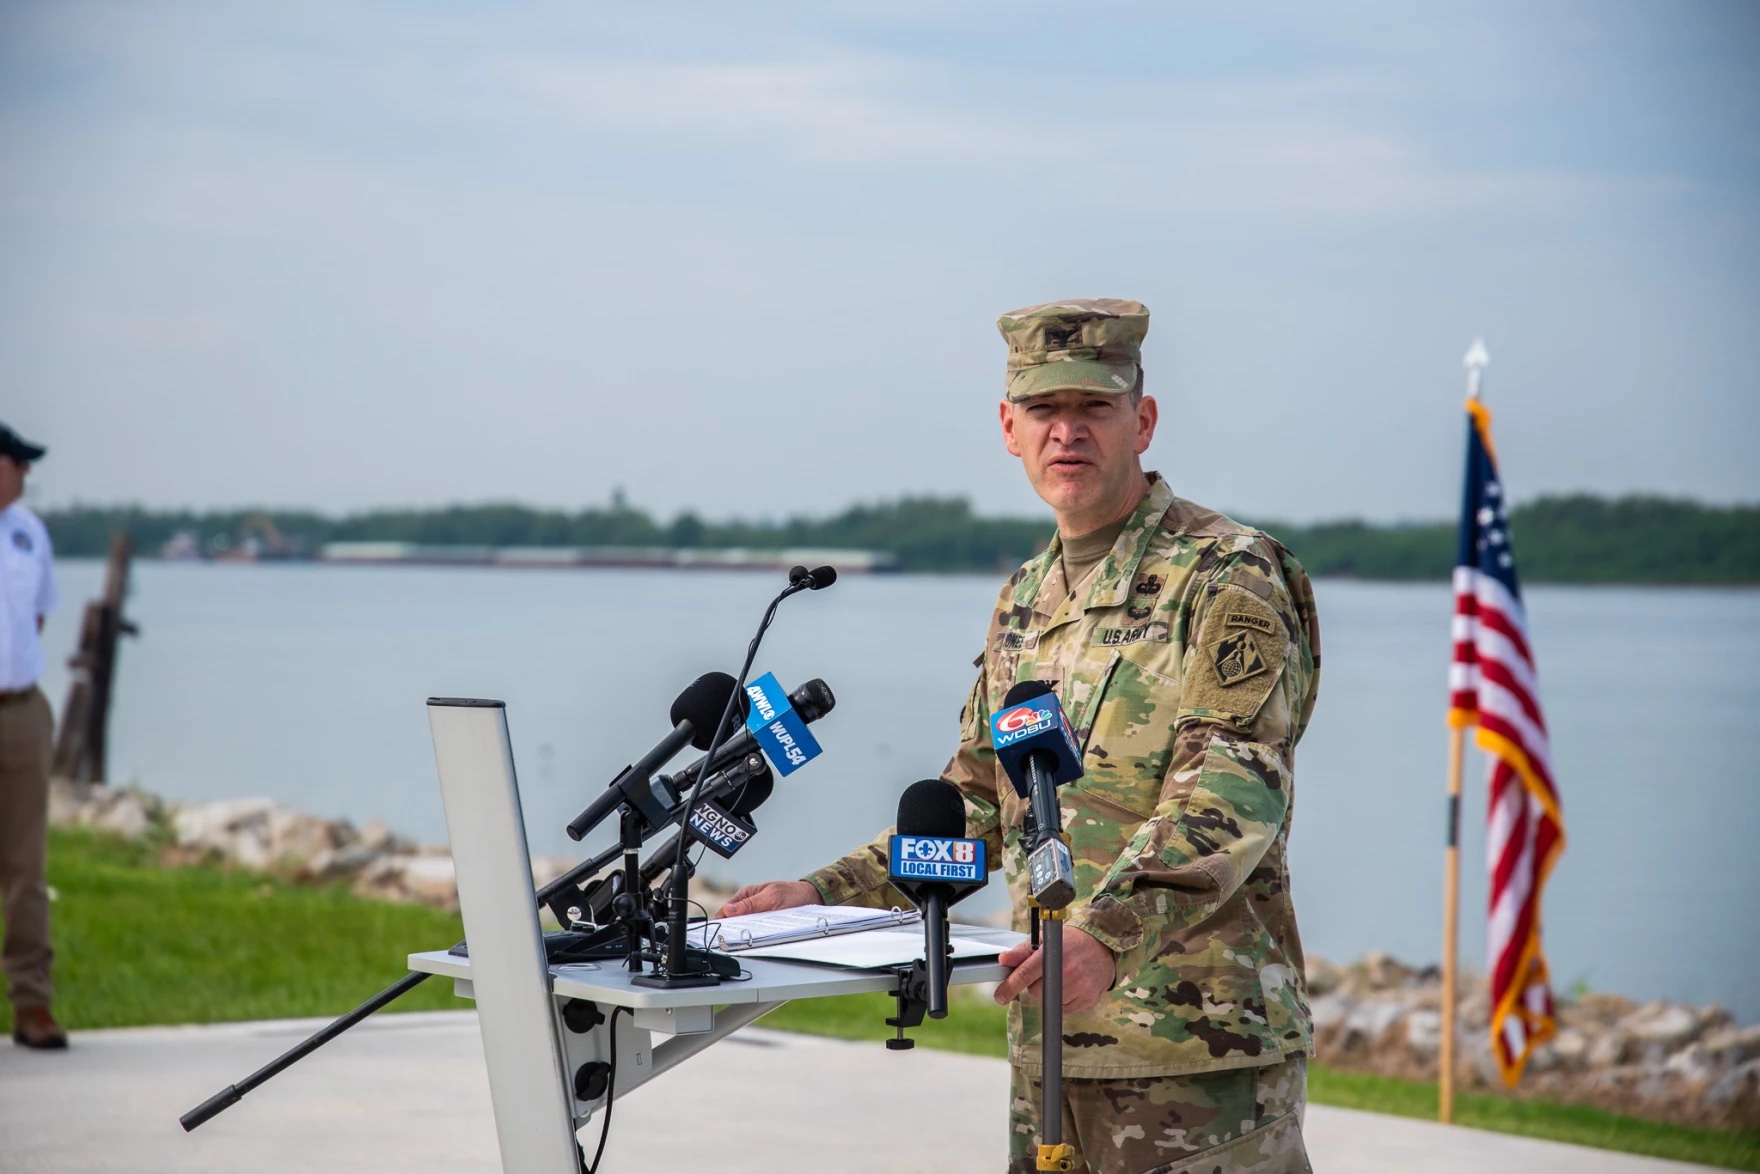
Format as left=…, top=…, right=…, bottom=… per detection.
left=39, top=560, right=1760, bottom=1021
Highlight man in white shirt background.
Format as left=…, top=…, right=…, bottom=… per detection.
left=0, top=423, right=64, bottom=1050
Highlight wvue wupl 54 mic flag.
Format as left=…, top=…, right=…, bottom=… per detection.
left=744, top=672, right=823, bottom=776
left=1448, top=395, right=1565, bottom=1087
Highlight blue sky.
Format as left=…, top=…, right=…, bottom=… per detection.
left=3, top=1, right=1756, bottom=523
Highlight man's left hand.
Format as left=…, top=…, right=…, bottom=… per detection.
left=992, top=926, right=1114, bottom=1013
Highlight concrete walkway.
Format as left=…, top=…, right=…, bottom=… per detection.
left=0, top=1011, right=1730, bottom=1173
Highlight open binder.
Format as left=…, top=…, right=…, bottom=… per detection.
left=689, top=904, right=920, bottom=954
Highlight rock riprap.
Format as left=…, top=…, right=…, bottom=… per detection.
left=1307, top=952, right=1760, bottom=1131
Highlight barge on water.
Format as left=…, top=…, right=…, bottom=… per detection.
left=314, top=542, right=897, bottom=573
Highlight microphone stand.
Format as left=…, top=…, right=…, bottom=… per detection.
left=636, top=570, right=814, bottom=989
left=1024, top=759, right=1076, bottom=1173
left=181, top=751, right=769, bottom=1131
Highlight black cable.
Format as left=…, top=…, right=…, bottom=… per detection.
left=679, top=896, right=717, bottom=951
left=578, top=1005, right=628, bottom=1174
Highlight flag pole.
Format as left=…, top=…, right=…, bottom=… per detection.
left=1441, top=338, right=1489, bottom=1125
left=1441, top=725, right=1464, bottom=1124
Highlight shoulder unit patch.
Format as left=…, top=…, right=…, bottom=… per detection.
left=1212, top=631, right=1267, bottom=686
left=1179, top=584, right=1291, bottom=727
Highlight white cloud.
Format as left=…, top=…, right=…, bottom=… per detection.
left=499, top=52, right=1669, bottom=216
left=501, top=57, right=1022, bottom=163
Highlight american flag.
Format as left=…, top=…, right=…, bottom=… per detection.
left=1447, top=399, right=1565, bottom=1086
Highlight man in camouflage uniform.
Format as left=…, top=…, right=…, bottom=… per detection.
left=724, top=298, right=1321, bottom=1174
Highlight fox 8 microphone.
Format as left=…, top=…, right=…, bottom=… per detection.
left=887, top=779, right=987, bottom=1019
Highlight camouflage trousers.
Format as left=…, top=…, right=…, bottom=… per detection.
left=1007, top=1056, right=1310, bottom=1174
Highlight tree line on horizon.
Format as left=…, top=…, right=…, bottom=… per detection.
left=34, top=493, right=1760, bottom=584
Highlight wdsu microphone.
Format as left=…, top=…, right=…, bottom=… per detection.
left=566, top=672, right=742, bottom=842
left=888, top=779, right=988, bottom=1019
left=743, top=671, right=825, bottom=777
left=992, top=681, right=1084, bottom=910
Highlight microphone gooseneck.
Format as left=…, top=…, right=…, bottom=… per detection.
left=644, top=568, right=832, bottom=987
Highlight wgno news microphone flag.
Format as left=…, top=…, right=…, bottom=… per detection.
left=1448, top=399, right=1566, bottom=1086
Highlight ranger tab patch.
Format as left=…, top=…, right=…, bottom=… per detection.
left=1225, top=611, right=1276, bottom=635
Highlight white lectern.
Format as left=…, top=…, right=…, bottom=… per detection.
left=423, top=698, right=1015, bottom=1173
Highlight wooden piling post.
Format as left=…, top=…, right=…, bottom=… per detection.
left=50, top=532, right=137, bottom=786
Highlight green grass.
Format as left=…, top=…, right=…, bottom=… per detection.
left=9, top=828, right=1757, bottom=1171
left=759, top=993, right=1760, bottom=1171
left=0, top=826, right=465, bottom=1034
left=1309, top=1066, right=1760, bottom=1172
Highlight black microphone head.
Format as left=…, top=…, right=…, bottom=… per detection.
left=727, top=764, right=775, bottom=817
left=896, top=778, right=966, bottom=838
left=788, top=677, right=836, bottom=722
left=1002, top=679, right=1055, bottom=707
left=670, top=672, right=743, bottom=750
left=788, top=564, right=811, bottom=586
left=807, top=565, right=838, bottom=590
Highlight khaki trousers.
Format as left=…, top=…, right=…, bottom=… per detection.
left=0, top=687, right=54, bottom=1011
left=1008, top=1055, right=1311, bottom=1174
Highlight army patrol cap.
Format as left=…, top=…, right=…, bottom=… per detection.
left=996, top=297, right=1149, bottom=402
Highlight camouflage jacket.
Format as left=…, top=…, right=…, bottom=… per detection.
left=806, top=475, right=1322, bottom=1078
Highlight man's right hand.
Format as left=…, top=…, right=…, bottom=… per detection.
left=719, top=880, right=822, bottom=918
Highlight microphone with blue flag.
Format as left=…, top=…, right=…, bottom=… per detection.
left=992, top=681, right=1082, bottom=910
left=682, top=671, right=828, bottom=859
left=743, top=671, right=824, bottom=776
left=992, top=683, right=1085, bottom=1173
left=990, top=681, right=1082, bottom=796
